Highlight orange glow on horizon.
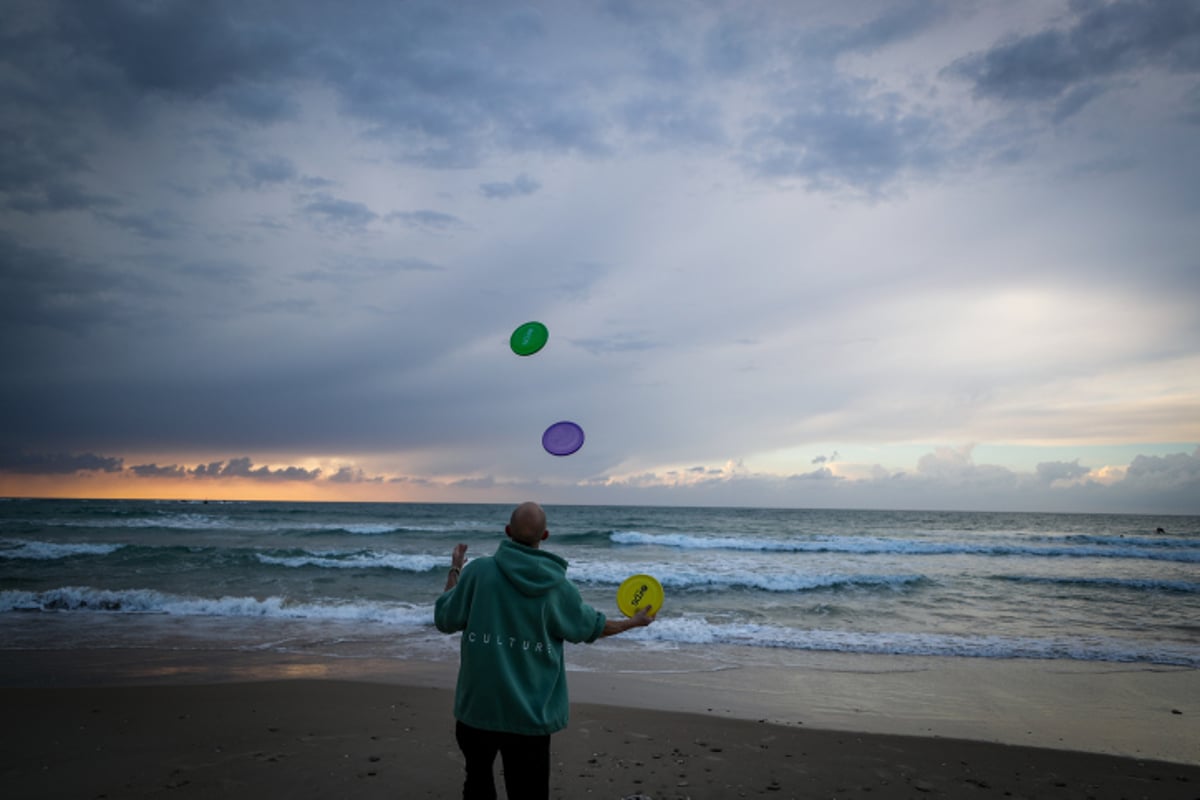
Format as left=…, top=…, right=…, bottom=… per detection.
left=0, top=473, right=421, bottom=503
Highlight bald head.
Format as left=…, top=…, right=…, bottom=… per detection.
left=507, top=502, right=548, bottom=546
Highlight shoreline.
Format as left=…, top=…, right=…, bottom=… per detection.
left=3, top=645, right=1197, bottom=766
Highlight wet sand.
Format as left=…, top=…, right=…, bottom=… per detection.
left=2, top=648, right=1197, bottom=799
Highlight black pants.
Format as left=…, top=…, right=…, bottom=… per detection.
left=455, top=720, right=551, bottom=800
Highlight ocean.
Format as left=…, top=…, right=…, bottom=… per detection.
left=2, top=499, right=1198, bottom=672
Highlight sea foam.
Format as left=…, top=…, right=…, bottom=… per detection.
left=610, top=531, right=1200, bottom=562
left=0, top=539, right=124, bottom=560
left=641, top=615, right=1200, bottom=667
left=256, top=549, right=446, bottom=572
left=0, top=586, right=434, bottom=628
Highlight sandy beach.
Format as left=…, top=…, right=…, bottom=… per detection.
left=2, top=648, right=1197, bottom=799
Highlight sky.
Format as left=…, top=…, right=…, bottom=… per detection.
left=1, top=0, right=1198, bottom=514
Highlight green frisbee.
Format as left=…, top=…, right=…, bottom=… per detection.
left=510, top=321, right=549, bottom=356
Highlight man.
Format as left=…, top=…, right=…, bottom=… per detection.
left=434, top=501, right=655, bottom=799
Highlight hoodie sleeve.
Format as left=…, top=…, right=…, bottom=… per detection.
left=434, top=568, right=471, bottom=633
left=548, top=581, right=606, bottom=644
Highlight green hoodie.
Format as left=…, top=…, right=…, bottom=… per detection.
left=434, top=539, right=606, bottom=735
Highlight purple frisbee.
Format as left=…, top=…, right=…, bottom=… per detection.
left=542, top=421, right=585, bottom=456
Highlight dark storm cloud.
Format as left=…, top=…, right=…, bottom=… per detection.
left=0, top=236, right=160, bottom=337
left=604, top=3, right=953, bottom=189
left=2, top=451, right=384, bottom=485
left=297, top=3, right=612, bottom=165
left=61, top=0, right=306, bottom=102
left=0, top=16, right=98, bottom=172
left=328, top=466, right=383, bottom=484
left=0, top=124, right=118, bottom=214
left=2, top=1, right=960, bottom=205
left=95, top=208, right=185, bottom=241
left=220, top=82, right=302, bottom=124
left=133, top=458, right=333, bottom=482
left=129, top=463, right=189, bottom=479
left=0, top=451, right=123, bottom=475
left=2, top=0, right=609, bottom=186
left=0, top=121, right=112, bottom=214
left=193, top=457, right=320, bottom=482
left=949, top=0, right=1200, bottom=116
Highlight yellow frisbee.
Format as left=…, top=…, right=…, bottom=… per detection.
left=616, top=574, right=663, bottom=618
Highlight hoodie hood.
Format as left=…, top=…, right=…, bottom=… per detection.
left=493, top=539, right=568, bottom=597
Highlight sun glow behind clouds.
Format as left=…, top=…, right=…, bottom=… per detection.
left=2, top=443, right=1199, bottom=514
